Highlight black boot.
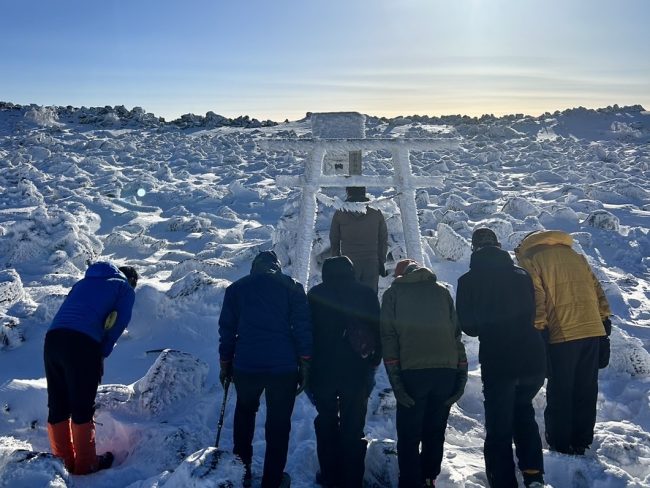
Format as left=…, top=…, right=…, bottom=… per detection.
left=97, top=452, right=114, bottom=471
left=243, top=464, right=252, bottom=488
left=278, top=472, right=291, bottom=488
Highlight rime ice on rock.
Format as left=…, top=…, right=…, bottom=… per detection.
left=584, top=209, right=620, bottom=232
left=0, top=437, right=69, bottom=487
left=133, top=350, right=208, bottom=416
left=0, top=269, right=23, bottom=310
left=502, top=196, right=540, bottom=219
left=610, top=328, right=650, bottom=377
left=163, top=448, right=245, bottom=488
left=432, top=223, right=471, bottom=262
left=97, top=350, right=209, bottom=418
left=364, top=439, right=399, bottom=488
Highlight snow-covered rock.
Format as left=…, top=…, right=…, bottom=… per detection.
left=584, top=210, right=620, bottom=232
left=162, top=448, right=244, bottom=488
left=432, top=223, right=471, bottom=262
left=364, top=439, right=399, bottom=488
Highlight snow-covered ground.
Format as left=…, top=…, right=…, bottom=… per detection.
left=0, top=103, right=649, bottom=487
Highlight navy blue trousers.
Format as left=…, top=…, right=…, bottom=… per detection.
left=44, top=328, right=102, bottom=424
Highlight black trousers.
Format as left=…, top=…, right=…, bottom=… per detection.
left=44, top=328, right=102, bottom=424
left=482, top=372, right=545, bottom=488
left=312, top=375, right=370, bottom=487
left=233, top=369, right=298, bottom=488
left=396, top=368, right=456, bottom=488
left=545, top=336, right=600, bottom=452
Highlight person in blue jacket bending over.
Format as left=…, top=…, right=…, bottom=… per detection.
left=44, top=262, right=137, bottom=475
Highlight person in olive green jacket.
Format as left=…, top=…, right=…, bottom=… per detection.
left=381, top=259, right=467, bottom=488
left=515, top=230, right=611, bottom=456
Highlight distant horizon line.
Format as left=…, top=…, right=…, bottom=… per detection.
left=1, top=100, right=647, bottom=125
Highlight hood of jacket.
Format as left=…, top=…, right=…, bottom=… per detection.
left=85, top=262, right=124, bottom=280
left=321, top=256, right=355, bottom=283
left=250, top=250, right=281, bottom=274
left=516, top=230, right=573, bottom=258
left=469, top=246, right=514, bottom=270
left=392, top=266, right=437, bottom=284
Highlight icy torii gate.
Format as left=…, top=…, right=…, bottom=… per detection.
left=258, top=137, right=460, bottom=287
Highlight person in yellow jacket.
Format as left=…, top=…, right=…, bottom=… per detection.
left=515, top=230, right=611, bottom=455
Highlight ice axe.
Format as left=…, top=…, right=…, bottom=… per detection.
left=215, top=377, right=231, bottom=449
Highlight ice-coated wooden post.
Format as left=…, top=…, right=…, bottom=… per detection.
left=393, top=146, right=425, bottom=264
left=292, top=144, right=325, bottom=288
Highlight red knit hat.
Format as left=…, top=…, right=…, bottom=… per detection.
left=394, top=259, right=419, bottom=277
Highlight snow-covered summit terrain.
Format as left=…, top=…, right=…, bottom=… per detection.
left=0, top=103, right=649, bottom=487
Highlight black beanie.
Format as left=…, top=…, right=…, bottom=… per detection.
left=471, top=228, right=500, bottom=250
left=119, top=266, right=139, bottom=288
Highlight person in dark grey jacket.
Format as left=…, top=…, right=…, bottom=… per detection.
left=308, top=256, right=380, bottom=488
left=381, top=259, right=467, bottom=488
left=456, top=228, right=546, bottom=488
left=330, top=187, right=388, bottom=293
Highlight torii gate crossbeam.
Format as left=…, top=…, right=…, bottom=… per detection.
left=258, top=138, right=461, bottom=287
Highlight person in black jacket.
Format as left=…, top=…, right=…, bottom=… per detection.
left=308, top=256, right=381, bottom=487
left=219, top=250, right=312, bottom=488
left=456, top=229, right=546, bottom=488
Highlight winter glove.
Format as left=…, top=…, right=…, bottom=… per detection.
left=219, top=360, right=233, bottom=388
left=445, top=365, right=468, bottom=407
left=296, top=357, right=311, bottom=396
left=385, top=363, right=415, bottom=408
left=603, top=317, right=612, bottom=336
left=598, top=336, right=610, bottom=369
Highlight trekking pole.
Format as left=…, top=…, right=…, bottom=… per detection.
left=215, top=378, right=231, bottom=449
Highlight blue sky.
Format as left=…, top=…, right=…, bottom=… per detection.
left=1, top=0, right=648, bottom=121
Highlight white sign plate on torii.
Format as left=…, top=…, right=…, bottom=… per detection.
left=258, top=135, right=460, bottom=287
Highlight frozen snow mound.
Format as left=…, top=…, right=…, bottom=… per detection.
left=502, top=197, right=540, bottom=219
left=133, top=350, right=209, bottom=416
left=584, top=210, right=620, bottom=232
left=0, top=436, right=69, bottom=488
left=162, top=447, right=244, bottom=488
left=432, top=223, right=471, bottom=261
left=166, top=271, right=229, bottom=304
left=364, top=439, right=399, bottom=488
left=610, top=329, right=650, bottom=377
left=97, top=349, right=209, bottom=418
left=593, top=421, right=650, bottom=483
left=169, top=259, right=233, bottom=282
left=23, top=106, right=61, bottom=128
left=0, top=269, right=23, bottom=311
left=0, top=315, right=24, bottom=350
left=0, top=206, right=102, bottom=271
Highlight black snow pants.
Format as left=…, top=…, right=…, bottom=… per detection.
left=232, top=369, right=298, bottom=488
left=312, top=374, right=370, bottom=487
left=545, top=336, right=600, bottom=453
left=396, top=368, right=457, bottom=488
left=44, top=328, right=102, bottom=424
left=482, top=371, right=545, bottom=488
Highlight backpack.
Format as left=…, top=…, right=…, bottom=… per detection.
left=343, top=315, right=378, bottom=361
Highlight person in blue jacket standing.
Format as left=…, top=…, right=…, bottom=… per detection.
left=219, top=250, right=312, bottom=488
left=44, top=262, right=137, bottom=475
